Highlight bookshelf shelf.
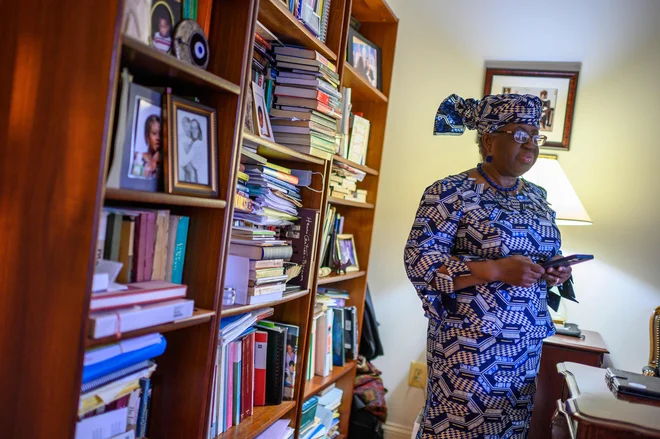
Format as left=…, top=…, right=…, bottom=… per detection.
left=332, top=155, right=379, bottom=176
left=327, top=197, right=375, bottom=209
left=243, top=131, right=326, bottom=165
left=342, top=64, right=389, bottom=103
left=104, top=188, right=227, bottom=209
left=215, top=401, right=297, bottom=439
left=351, top=0, right=398, bottom=23
left=121, top=36, right=241, bottom=95
left=220, top=289, right=310, bottom=317
left=258, top=0, right=337, bottom=62
left=85, top=308, right=215, bottom=348
left=304, top=360, right=357, bottom=399
left=317, top=271, right=367, bottom=285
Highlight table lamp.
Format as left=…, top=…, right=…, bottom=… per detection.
left=524, top=154, right=592, bottom=333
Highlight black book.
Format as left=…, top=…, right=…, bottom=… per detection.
left=259, top=324, right=288, bottom=405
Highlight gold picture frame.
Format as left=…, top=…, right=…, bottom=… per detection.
left=336, top=234, right=359, bottom=272
left=164, top=94, right=218, bottom=197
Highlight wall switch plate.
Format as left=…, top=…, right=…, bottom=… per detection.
left=408, top=361, right=427, bottom=389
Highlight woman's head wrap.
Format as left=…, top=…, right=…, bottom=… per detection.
left=433, top=94, right=543, bottom=136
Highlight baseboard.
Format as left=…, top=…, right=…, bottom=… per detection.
left=383, top=422, right=414, bottom=439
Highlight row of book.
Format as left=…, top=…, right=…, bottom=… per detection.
left=97, top=207, right=189, bottom=285
left=76, top=333, right=165, bottom=439
left=207, top=308, right=301, bottom=437
left=330, top=161, right=368, bottom=202
left=337, top=87, right=371, bottom=166
left=300, top=385, right=344, bottom=439
left=306, top=293, right=359, bottom=380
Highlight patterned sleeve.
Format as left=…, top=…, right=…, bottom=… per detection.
left=404, top=179, right=471, bottom=320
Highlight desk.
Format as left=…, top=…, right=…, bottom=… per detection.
left=551, top=362, right=660, bottom=438
left=529, top=330, right=609, bottom=439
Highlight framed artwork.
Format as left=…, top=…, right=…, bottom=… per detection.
left=484, top=68, right=579, bottom=150
left=346, top=27, right=382, bottom=91
left=150, top=0, right=182, bottom=54
left=252, top=82, right=274, bottom=141
left=164, top=94, right=218, bottom=197
left=336, top=234, right=359, bottom=272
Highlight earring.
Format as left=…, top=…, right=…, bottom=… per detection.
left=485, top=155, right=493, bottom=163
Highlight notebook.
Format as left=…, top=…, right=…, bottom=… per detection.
left=605, top=368, right=660, bottom=401
left=258, top=324, right=288, bottom=405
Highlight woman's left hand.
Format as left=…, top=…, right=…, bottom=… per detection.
left=543, top=256, right=572, bottom=287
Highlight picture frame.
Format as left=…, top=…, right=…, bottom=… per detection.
left=336, top=234, right=359, bottom=272
left=484, top=67, right=579, bottom=150
left=346, top=27, right=382, bottom=91
left=107, top=77, right=163, bottom=193
left=297, top=0, right=323, bottom=36
left=150, top=0, right=181, bottom=54
left=164, top=94, right=218, bottom=197
left=252, top=82, right=275, bottom=141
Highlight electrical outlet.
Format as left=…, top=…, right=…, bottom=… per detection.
left=408, top=361, right=427, bottom=389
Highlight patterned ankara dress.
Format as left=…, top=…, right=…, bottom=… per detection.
left=404, top=173, right=562, bottom=439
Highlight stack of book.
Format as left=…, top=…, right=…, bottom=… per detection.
left=97, top=207, right=189, bottom=284
left=271, top=45, right=342, bottom=160
left=208, top=308, right=301, bottom=437
left=235, top=165, right=254, bottom=214
left=77, top=333, right=165, bottom=438
left=305, top=303, right=358, bottom=380
left=300, top=385, right=344, bottom=439
left=330, top=162, right=367, bottom=202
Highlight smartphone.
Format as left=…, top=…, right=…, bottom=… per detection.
left=543, top=254, right=594, bottom=269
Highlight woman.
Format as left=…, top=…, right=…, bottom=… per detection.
left=179, top=117, right=205, bottom=184
left=405, top=94, right=573, bottom=438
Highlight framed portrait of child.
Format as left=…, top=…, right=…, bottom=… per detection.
left=252, top=82, right=274, bottom=141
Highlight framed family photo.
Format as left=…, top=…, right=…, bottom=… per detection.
left=346, top=27, right=382, bottom=91
left=336, top=234, right=359, bottom=272
left=252, top=82, right=274, bottom=141
left=164, top=94, right=218, bottom=197
left=484, top=67, right=579, bottom=150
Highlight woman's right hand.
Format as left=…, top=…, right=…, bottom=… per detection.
left=493, top=255, right=545, bottom=287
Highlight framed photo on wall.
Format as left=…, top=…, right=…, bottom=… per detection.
left=346, top=27, right=382, bottom=91
left=164, top=94, right=218, bottom=197
left=484, top=68, right=579, bottom=150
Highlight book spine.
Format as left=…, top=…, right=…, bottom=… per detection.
left=225, top=343, right=234, bottom=430
left=320, top=0, right=332, bottom=43
left=249, top=283, right=286, bottom=296
left=233, top=340, right=242, bottom=426
left=143, top=212, right=156, bottom=282
left=262, top=167, right=299, bottom=185
left=253, top=331, right=268, bottom=406
left=96, top=210, right=109, bottom=265
left=136, top=378, right=151, bottom=437
left=246, top=332, right=255, bottom=416
left=209, top=362, right=218, bottom=438
left=171, top=216, right=189, bottom=284
left=133, top=213, right=147, bottom=282
left=249, top=259, right=284, bottom=270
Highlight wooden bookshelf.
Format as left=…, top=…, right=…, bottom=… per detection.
left=2, top=0, right=397, bottom=437
left=333, top=155, right=379, bottom=176
left=220, top=289, right=310, bottom=317
left=304, top=360, right=357, bottom=399
left=86, top=309, right=215, bottom=348
left=215, top=401, right=296, bottom=439
left=317, top=271, right=367, bottom=285
left=105, top=188, right=227, bottom=209
left=328, top=196, right=375, bottom=208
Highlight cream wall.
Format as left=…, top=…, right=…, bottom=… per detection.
left=368, top=0, right=660, bottom=432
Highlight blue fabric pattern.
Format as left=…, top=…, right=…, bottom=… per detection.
left=404, top=173, right=562, bottom=439
left=434, top=94, right=543, bottom=136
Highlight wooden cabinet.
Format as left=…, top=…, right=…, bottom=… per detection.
left=552, top=362, right=660, bottom=439
left=530, top=330, right=609, bottom=439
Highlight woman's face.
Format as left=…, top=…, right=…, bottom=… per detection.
left=191, top=120, right=201, bottom=140
left=147, top=121, right=160, bottom=152
left=483, top=123, right=539, bottom=177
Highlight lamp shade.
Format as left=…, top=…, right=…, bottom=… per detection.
left=523, top=156, right=592, bottom=226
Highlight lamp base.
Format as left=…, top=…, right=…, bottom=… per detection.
left=554, top=322, right=583, bottom=338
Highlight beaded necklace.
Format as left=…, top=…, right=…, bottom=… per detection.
left=477, top=163, right=520, bottom=193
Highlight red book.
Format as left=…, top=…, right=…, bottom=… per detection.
left=241, top=332, right=255, bottom=420
left=253, top=331, right=268, bottom=406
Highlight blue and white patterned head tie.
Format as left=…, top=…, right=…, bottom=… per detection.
left=433, top=93, right=543, bottom=136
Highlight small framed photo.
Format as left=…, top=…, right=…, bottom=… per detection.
left=150, top=0, right=181, bottom=54
left=252, top=82, right=274, bottom=141
left=298, top=0, right=322, bottom=36
left=336, top=234, right=359, bottom=272
left=346, top=27, right=382, bottom=91
left=164, top=94, right=218, bottom=197
left=484, top=67, right=579, bottom=150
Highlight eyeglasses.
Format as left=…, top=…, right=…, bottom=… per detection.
left=495, top=130, right=547, bottom=147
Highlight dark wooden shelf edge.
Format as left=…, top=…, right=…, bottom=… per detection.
left=242, top=131, right=326, bottom=165
left=122, top=36, right=241, bottom=95
left=304, top=361, right=357, bottom=399
left=327, top=197, right=374, bottom=209
left=332, top=155, right=379, bottom=176
left=317, top=271, right=366, bottom=285
left=221, top=290, right=310, bottom=317
left=86, top=308, right=215, bottom=348
left=105, top=188, right=227, bottom=209
left=351, top=0, right=399, bottom=23
left=214, top=401, right=297, bottom=439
